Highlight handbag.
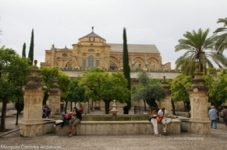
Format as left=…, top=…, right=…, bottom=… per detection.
left=148, top=118, right=151, bottom=122
left=157, top=117, right=162, bottom=122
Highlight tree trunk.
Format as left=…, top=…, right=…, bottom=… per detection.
left=146, top=100, right=158, bottom=110
left=213, top=100, right=222, bottom=122
left=186, top=101, right=190, bottom=112
left=104, top=101, right=110, bottom=114
left=42, top=91, right=49, bottom=105
left=171, top=100, right=176, bottom=115
left=70, top=101, right=73, bottom=111
left=143, top=100, right=147, bottom=111
left=65, top=101, right=68, bottom=114
left=0, top=98, right=7, bottom=131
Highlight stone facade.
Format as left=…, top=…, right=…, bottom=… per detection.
left=40, top=27, right=171, bottom=71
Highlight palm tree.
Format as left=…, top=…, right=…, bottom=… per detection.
left=214, top=18, right=227, bottom=54
left=175, top=28, right=226, bottom=75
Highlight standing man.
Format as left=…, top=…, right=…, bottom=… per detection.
left=221, top=106, right=227, bottom=127
left=158, top=107, right=171, bottom=135
left=209, top=106, right=218, bottom=129
left=123, top=103, right=130, bottom=114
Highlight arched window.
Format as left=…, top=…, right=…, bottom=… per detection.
left=110, top=63, right=117, bottom=70
left=88, top=49, right=95, bottom=52
left=62, top=53, right=68, bottom=57
left=82, top=60, right=86, bottom=67
left=96, top=60, right=100, bottom=66
left=88, top=56, right=94, bottom=67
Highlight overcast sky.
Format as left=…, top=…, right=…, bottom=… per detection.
left=0, top=0, right=226, bottom=69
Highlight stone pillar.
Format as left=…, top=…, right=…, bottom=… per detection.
left=186, top=64, right=210, bottom=134
left=20, top=60, right=46, bottom=137
left=159, top=76, right=172, bottom=115
left=48, top=78, right=61, bottom=116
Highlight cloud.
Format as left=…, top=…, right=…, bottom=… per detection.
left=1, top=0, right=227, bottom=69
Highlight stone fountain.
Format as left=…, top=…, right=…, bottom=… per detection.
left=110, top=100, right=118, bottom=117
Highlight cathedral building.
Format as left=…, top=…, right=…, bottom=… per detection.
left=41, top=27, right=171, bottom=71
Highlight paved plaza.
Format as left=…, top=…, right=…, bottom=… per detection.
left=0, top=111, right=227, bottom=150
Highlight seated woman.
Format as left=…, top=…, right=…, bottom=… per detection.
left=68, top=108, right=82, bottom=137
left=149, top=108, right=159, bottom=135
left=55, top=113, right=72, bottom=127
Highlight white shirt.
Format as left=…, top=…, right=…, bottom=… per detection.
left=158, top=109, right=168, bottom=117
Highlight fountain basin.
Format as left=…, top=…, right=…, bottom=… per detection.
left=55, top=119, right=181, bottom=136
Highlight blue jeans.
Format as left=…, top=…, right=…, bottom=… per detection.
left=211, top=120, right=217, bottom=129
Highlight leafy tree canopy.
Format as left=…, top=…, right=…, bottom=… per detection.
left=79, top=72, right=130, bottom=114
left=40, top=66, right=71, bottom=98
left=0, top=46, right=30, bottom=131
left=83, top=67, right=106, bottom=74
left=175, top=28, right=227, bottom=75
left=132, top=69, right=166, bottom=109
left=207, top=69, right=227, bottom=104
left=170, top=75, right=192, bottom=102
left=214, top=18, right=227, bottom=53
left=65, top=78, right=87, bottom=103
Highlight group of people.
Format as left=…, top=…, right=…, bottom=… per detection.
left=55, top=104, right=84, bottom=137
left=68, top=107, right=83, bottom=137
left=209, top=105, right=227, bottom=129
left=149, top=107, right=171, bottom=135
left=47, top=103, right=227, bottom=137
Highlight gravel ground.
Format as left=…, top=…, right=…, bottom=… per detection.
left=0, top=111, right=227, bottom=150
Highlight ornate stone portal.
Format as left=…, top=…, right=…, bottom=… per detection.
left=159, top=76, right=172, bottom=115
left=20, top=60, right=46, bottom=137
left=48, top=78, right=61, bottom=116
left=186, top=65, right=210, bottom=134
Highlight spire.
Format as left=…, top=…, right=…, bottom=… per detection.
left=92, top=26, right=94, bottom=32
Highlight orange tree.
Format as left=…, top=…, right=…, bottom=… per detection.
left=0, top=47, right=30, bottom=131
left=79, top=72, right=130, bottom=114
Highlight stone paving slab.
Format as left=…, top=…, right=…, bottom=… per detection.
left=1, top=111, right=227, bottom=150
left=1, top=132, right=227, bottom=150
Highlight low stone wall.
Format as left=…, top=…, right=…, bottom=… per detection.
left=55, top=119, right=181, bottom=136
left=44, top=120, right=56, bottom=134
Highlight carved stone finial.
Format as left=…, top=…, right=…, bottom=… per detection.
left=34, top=60, right=37, bottom=66
left=195, top=63, right=200, bottom=73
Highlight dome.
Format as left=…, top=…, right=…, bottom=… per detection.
left=79, top=27, right=105, bottom=40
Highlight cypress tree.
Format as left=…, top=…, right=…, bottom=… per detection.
left=22, top=43, right=26, bottom=58
left=123, top=28, right=131, bottom=111
left=28, top=29, right=34, bottom=65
